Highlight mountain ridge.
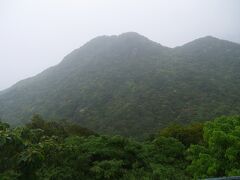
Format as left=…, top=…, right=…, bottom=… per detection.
left=1, top=32, right=240, bottom=137
left=0, top=33, right=229, bottom=94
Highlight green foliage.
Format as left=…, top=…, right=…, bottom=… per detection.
left=1, top=115, right=240, bottom=179
left=187, top=116, right=240, bottom=178
left=0, top=117, right=189, bottom=179
left=26, top=114, right=95, bottom=138
left=159, top=123, right=203, bottom=146
left=0, top=121, right=10, bottom=130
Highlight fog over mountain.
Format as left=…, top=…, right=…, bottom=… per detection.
left=1, top=0, right=240, bottom=90
left=1, top=32, right=240, bottom=137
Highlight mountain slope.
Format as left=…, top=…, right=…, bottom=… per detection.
left=0, top=32, right=240, bottom=137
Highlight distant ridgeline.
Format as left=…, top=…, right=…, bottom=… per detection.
left=0, top=32, right=240, bottom=137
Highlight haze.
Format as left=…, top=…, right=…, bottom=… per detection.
left=0, top=0, right=239, bottom=91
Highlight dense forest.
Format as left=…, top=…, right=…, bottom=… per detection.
left=1, top=115, right=240, bottom=179
left=1, top=33, right=240, bottom=137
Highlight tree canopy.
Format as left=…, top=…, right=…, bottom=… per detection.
left=1, top=115, right=240, bottom=179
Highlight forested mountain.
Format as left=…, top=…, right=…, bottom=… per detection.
left=0, top=32, right=240, bottom=137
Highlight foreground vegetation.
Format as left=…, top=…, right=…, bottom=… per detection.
left=1, top=115, right=240, bottom=179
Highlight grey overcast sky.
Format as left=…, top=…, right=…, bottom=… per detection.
left=0, top=0, right=240, bottom=90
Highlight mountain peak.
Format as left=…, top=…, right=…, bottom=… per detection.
left=78, top=32, right=161, bottom=55
left=186, top=35, right=221, bottom=45
left=201, top=35, right=218, bottom=40
left=93, top=32, right=153, bottom=44
left=86, top=32, right=148, bottom=43
left=117, top=32, right=152, bottom=43
left=176, top=35, right=240, bottom=51
left=118, top=32, right=146, bottom=38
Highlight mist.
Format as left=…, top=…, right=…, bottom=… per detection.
left=0, top=0, right=239, bottom=90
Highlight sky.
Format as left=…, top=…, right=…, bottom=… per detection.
left=0, top=0, right=240, bottom=90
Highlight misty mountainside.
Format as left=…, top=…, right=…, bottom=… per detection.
left=1, top=32, right=240, bottom=137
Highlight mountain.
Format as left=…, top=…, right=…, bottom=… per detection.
left=0, top=32, right=240, bottom=137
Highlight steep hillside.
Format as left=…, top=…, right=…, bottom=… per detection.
left=0, top=32, right=240, bottom=137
